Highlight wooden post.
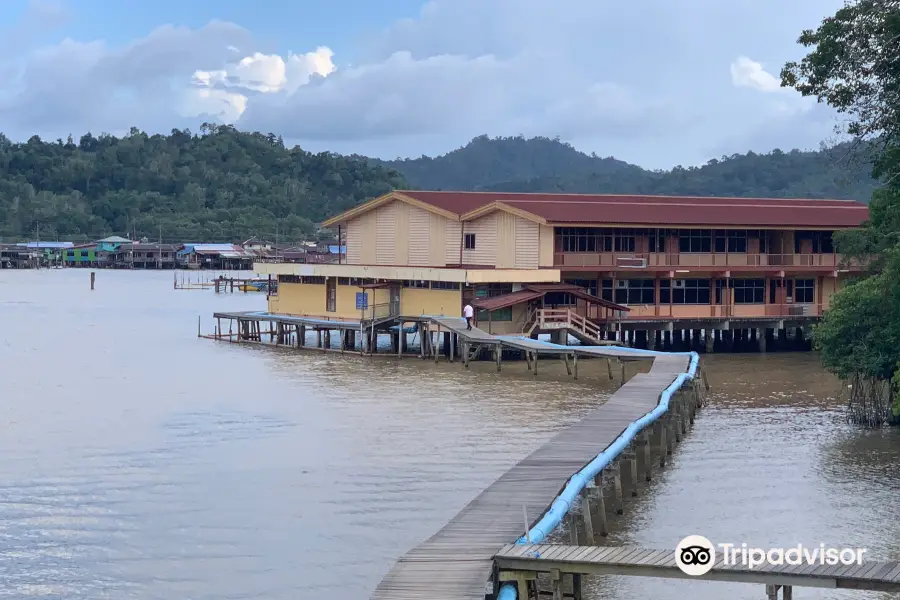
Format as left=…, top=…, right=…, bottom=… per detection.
left=495, top=345, right=502, bottom=372
left=641, top=430, right=652, bottom=481
left=593, top=473, right=608, bottom=536
left=90, top=271, right=95, bottom=290
left=606, top=358, right=614, bottom=380
left=580, top=488, right=595, bottom=542
left=659, top=423, right=668, bottom=466
left=449, top=332, right=455, bottom=363
left=434, top=325, right=441, bottom=363
left=532, top=352, right=538, bottom=377
left=573, top=353, right=578, bottom=380
left=563, top=354, right=572, bottom=376
left=566, top=512, right=578, bottom=544
left=612, top=464, right=624, bottom=514
left=620, top=362, right=626, bottom=387
left=197, top=315, right=200, bottom=337
left=551, top=570, right=563, bottom=600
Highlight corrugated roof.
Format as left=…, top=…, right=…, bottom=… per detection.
left=472, top=289, right=545, bottom=311
left=96, top=235, right=131, bottom=243
left=395, top=190, right=869, bottom=228
left=24, top=241, right=74, bottom=248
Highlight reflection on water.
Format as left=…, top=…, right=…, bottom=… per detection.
left=1, top=270, right=899, bottom=600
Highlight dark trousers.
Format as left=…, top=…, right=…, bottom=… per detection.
left=465, top=317, right=472, bottom=330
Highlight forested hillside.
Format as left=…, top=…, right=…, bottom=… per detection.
left=382, top=135, right=879, bottom=201
left=0, top=124, right=406, bottom=241
left=0, top=130, right=879, bottom=242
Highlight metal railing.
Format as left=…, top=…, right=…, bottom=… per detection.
left=553, top=252, right=854, bottom=269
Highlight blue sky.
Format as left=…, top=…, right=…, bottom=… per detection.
left=0, top=0, right=849, bottom=168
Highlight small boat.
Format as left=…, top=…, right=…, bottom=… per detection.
left=237, top=281, right=268, bottom=292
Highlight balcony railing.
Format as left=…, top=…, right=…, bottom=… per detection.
left=578, top=302, right=824, bottom=321
left=553, top=252, right=852, bottom=269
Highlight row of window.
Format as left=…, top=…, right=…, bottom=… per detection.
left=538, top=278, right=816, bottom=306
left=278, top=275, right=462, bottom=290
left=555, top=228, right=834, bottom=254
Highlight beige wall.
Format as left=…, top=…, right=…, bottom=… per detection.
left=462, top=213, right=497, bottom=266
left=445, top=219, right=462, bottom=265
left=539, top=225, right=554, bottom=267
left=346, top=199, right=457, bottom=267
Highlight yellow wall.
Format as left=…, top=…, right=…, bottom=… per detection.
left=268, top=282, right=366, bottom=320
left=400, top=288, right=462, bottom=317
left=268, top=282, right=327, bottom=316
left=477, top=303, right=529, bottom=334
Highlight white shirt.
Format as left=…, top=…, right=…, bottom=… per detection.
left=463, top=305, right=474, bottom=318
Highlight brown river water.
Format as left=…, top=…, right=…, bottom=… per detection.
left=1, top=269, right=899, bottom=600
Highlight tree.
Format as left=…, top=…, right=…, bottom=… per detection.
left=781, top=0, right=900, bottom=424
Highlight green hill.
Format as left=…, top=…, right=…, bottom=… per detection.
left=0, top=124, right=406, bottom=242
left=380, top=135, right=879, bottom=201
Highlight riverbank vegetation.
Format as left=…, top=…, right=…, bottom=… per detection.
left=782, top=0, right=900, bottom=424
left=0, top=124, right=406, bottom=242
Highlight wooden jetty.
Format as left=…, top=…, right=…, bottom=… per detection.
left=494, top=544, right=900, bottom=598
left=203, top=311, right=707, bottom=600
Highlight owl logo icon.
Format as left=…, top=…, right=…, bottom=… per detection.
left=675, top=535, right=715, bottom=576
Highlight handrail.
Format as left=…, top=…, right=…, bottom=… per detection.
left=516, top=349, right=699, bottom=546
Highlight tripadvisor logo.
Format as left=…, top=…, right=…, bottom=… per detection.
left=674, top=536, right=869, bottom=575
left=675, top=535, right=715, bottom=576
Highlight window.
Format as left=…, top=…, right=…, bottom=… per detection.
left=565, top=279, right=598, bottom=297
left=795, top=231, right=834, bottom=253
left=402, top=280, right=429, bottom=288
left=678, top=229, right=712, bottom=253
left=614, top=279, right=655, bottom=305
left=795, top=279, right=815, bottom=303
left=300, top=276, right=326, bottom=284
left=648, top=229, right=669, bottom=253
left=730, top=278, right=765, bottom=304
left=476, top=307, right=512, bottom=321
left=544, top=292, right=576, bottom=306
left=464, top=233, right=476, bottom=249
left=431, top=281, right=461, bottom=290
left=162, top=252, right=170, bottom=258
left=601, top=279, right=613, bottom=302
left=67, top=250, right=74, bottom=257
left=660, top=279, right=710, bottom=304
left=726, top=230, right=747, bottom=253
left=613, top=228, right=636, bottom=252
left=279, top=274, right=301, bottom=284
left=337, top=277, right=351, bottom=285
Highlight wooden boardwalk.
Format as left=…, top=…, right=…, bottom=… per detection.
left=371, top=320, right=694, bottom=600
left=494, top=544, right=900, bottom=593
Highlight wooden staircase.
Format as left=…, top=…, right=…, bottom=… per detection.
left=524, top=308, right=610, bottom=345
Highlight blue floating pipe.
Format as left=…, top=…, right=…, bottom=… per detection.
left=497, top=583, right=518, bottom=600
left=516, top=349, right=700, bottom=546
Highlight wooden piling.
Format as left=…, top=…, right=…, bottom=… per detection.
left=90, top=271, right=95, bottom=290
left=580, top=488, right=595, bottom=542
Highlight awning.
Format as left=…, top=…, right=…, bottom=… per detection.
left=472, top=289, right=544, bottom=311
left=524, top=283, right=630, bottom=312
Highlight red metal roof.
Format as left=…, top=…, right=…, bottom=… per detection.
left=472, top=289, right=544, bottom=311
left=395, top=190, right=868, bottom=228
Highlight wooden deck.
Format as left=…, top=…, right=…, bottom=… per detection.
left=371, top=320, right=694, bottom=600
left=494, top=544, right=900, bottom=593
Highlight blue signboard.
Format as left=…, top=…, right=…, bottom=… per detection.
left=356, top=292, right=369, bottom=310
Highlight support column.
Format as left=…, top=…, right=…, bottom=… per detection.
left=705, top=329, right=714, bottom=353
left=580, top=488, right=595, bottom=543
left=592, top=472, right=608, bottom=536
left=758, top=328, right=767, bottom=353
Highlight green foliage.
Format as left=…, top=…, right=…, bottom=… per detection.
left=781, top=0, right=900, bottom=184
left=814, top=264, right=900, bottom=380
left=379, top=135, right=879, bottom=201
left=0, top=124, right=406, bottom=242
left=783, top=0, right=900, bottom=392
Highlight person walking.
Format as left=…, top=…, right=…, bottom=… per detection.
left=463, top=302, right=474, bottom=330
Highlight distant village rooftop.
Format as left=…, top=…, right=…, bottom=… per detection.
left=321, top=190, right=869, bottom=229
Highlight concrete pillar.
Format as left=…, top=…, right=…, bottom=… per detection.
left=757, top=328, right=766, bottom=352
left=550, top=330, right=566, bottom=345
left=580, top=489, right=595, bottom=542
left=673, top=329, right=683, bottom=348
left=705, top=329, right=713, bottom=353
left=663, top=330, right=672, bottom=350
left=778, top=327, right=787, bottom=349
left=611, top=465, right=624, bottom=514
left=442, top=332, right=451, bottom=357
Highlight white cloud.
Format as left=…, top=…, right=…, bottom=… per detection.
left=730, top=56, right=782, bottom=92
left=0, top=0, right=851, bottom=167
